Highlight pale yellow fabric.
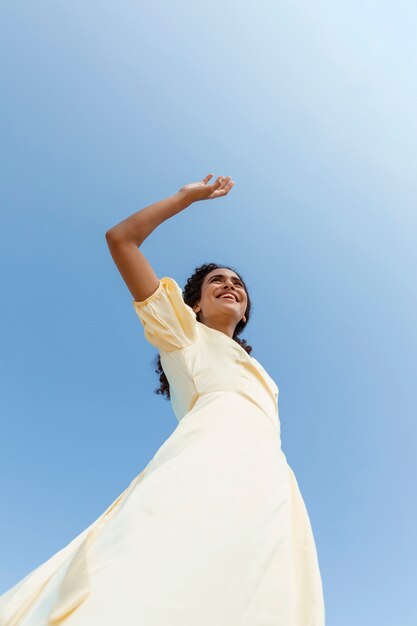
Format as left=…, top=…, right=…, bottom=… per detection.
left=0, top=276, right=325, bottom=625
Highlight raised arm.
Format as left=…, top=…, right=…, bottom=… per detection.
left=105, top=174, right=234, bottom=302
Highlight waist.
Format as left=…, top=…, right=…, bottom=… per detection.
left=187, top=390, right=280, bottom=436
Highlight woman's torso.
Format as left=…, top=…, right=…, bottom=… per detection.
left=160, top=321, right=280, bottom=433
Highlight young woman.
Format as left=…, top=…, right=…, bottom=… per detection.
left=0, top=173, right=325, bottom=625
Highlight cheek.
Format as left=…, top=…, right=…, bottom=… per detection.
left=206, top=287, right=217, bottom=300
left=201, top=288, right=216, bottom=307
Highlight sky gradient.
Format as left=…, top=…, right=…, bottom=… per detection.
left=1, top=2, right=416, bottom=624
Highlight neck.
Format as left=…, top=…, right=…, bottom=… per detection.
left=202, top=320, right=236, bottom=339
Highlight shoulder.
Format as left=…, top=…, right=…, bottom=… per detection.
left=132, top=276, right=198, bottom=352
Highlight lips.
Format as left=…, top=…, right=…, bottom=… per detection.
left=216, top=293, right=238, bottom=302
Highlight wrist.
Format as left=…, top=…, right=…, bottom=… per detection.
left=176, top=188, right=195, bottom=206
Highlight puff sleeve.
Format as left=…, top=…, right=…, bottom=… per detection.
left=132, top=276, right=198, bottom=352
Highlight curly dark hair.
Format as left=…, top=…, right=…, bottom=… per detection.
left=153, top=262, right=253, bottom=400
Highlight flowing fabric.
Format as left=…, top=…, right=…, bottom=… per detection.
left=0, top=276, right=325, bottom=625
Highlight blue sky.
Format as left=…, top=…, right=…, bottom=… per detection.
left=1, top=1, right=416, bottom=624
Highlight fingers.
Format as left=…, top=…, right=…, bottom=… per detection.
left=221, top=177, right=234, bottom=195
left=220, top=175, right=231, bottom=187
left=204, top=174, right=235, bottom=194
left=214, top=175, right=231, bottom=188
left=208, top=176, right=235, bottom=199
left=218, top=176, right=233, bottom=192
left=203, top=174, right=229, bottom=185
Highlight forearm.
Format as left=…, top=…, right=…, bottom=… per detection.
left=105, top=190, right=193, bottom=246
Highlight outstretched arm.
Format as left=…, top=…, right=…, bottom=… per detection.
left=105, top=174, right=234, bottom=302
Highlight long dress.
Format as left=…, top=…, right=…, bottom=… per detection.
left=0, top=276, right=325, bottom=626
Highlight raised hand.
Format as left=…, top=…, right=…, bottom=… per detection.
left=179, top=173, right=235, bottom=203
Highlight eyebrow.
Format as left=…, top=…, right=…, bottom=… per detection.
left=208, top=273, right=243, bottom=282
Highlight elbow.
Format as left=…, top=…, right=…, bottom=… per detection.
left=105, top=228, right=121, bottom=244
left=105, top=228, right=138, bottom=249
left=105, top=226, right=143, bottom=248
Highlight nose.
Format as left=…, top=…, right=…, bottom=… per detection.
left=223, top=279, right=236, bottom=290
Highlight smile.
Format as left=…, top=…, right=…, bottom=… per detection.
left=217, top=294, right=238, bottom=302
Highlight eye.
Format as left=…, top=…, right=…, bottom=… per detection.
left=210, top=276, right=244, bottom=287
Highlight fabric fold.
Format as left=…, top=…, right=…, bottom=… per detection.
left=1, top=466, right=150, bottom=626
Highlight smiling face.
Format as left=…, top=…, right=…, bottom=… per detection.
left=192, top=268, right=248, bottom=335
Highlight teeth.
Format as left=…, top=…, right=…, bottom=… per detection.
left=219, top=294, right=236, bottom=301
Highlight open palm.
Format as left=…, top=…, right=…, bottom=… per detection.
left=179, top=173, right=235, bottom=202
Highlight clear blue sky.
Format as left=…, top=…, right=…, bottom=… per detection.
left=1, top=2, right=416, bottom=624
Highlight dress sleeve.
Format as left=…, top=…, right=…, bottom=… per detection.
left=132, top=276, right=198, bottom=352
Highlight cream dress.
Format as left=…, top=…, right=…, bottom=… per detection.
left=0, top=277, right=325, bottom=625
